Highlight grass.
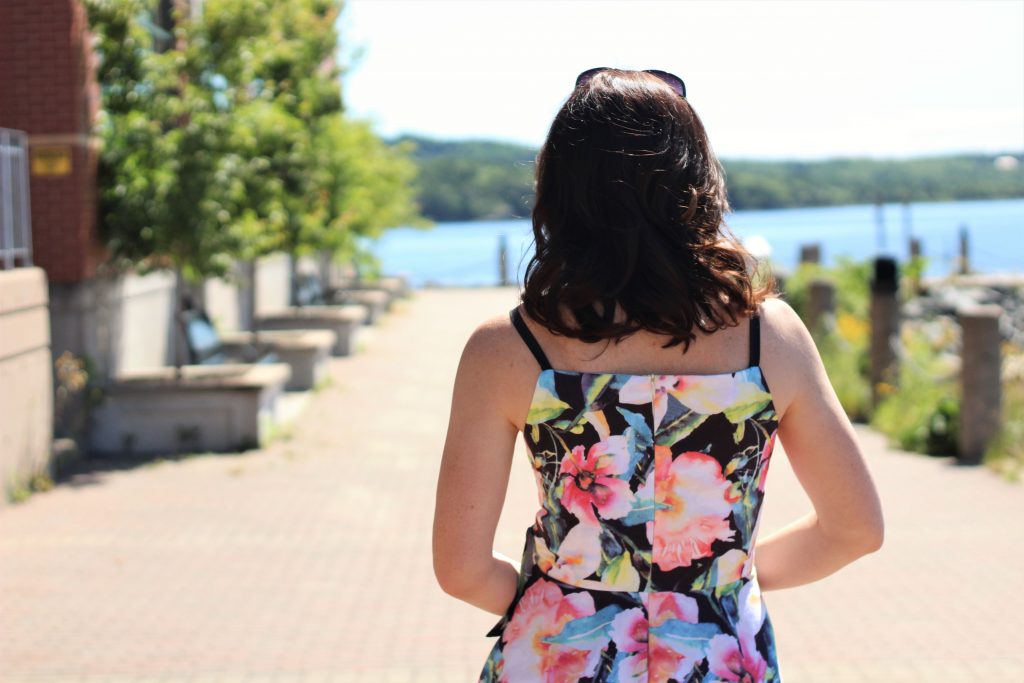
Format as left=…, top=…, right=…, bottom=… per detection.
left=817, top=315, right=872, bottom=422
left=870, top=323, right=960, bottom=456
left=781, top=258, right=872, bottom=421
left=984, top=351, right=1024, bottom=482
left=780, top=257, right=1024, bottom=477
left=4, top=467, right=56, bottom=505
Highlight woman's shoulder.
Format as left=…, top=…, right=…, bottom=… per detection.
left=757, top=294, right=821, bottom=419
left=456, top=308, right=544, bottom=428
left=460, top=309, right=524, bottom=362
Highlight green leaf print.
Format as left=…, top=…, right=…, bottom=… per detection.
left=583, top=373, right=614, bottom=406
left=733, top=420, right=746, bottom=444
left=528, top=378, right=571, bottom=425
left=655, top=411, right=708, bottom=446
left=724, top=398, right=771, bottom=424
left=690, top=562, right=716, bottom=593
left=723, top=382, right=772, bottom=424
left=600, top=550, right=641, bottom=590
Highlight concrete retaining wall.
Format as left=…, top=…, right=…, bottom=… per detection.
left=0, top=267, right=53, bottom=504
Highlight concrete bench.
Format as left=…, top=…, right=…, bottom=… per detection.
left=293, top=274, right=391, bottom=324
left=256, top=304, right=367, bottom=356
left=88, top=363, right=291, bottom=456
left=329, top=288, right=390, bottom=324
left=180, top=304, right=335, bottom=391
left=332, top=275, right=411, bottom=311
left=219, top=329, right=335, bottom=391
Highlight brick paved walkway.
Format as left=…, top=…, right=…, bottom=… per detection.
left=1, top=287, right=1022, bottom=682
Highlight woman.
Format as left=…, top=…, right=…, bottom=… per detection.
left=433, top=67, right=884, bottom=683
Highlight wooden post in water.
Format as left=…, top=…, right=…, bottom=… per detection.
left=958, top=224, right=970, bottom=275
left=870, top=256, right=900, bottom=407
left=958, top=305, right=1002, bottom=465
left=798, top=243, right=821, bottom=265
left=807, top=278, right=835, bottom=336
left=498, top=234, right=510, bottom=286
left=901, top=201, right=912, bottom=249
left=874, top=200, right=887, bottom=251
left=908, top=237, right=924, bottom=295
left=909, top=237, right=922, bottom=260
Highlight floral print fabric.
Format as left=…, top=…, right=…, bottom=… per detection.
left=480, top=366, right=781, bottom=683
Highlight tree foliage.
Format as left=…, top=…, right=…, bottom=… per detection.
left=397, top=134, right=1024, bottom=222
left=85, top=0, right=423, bottom=281
left=391, top=135, right=536, bottom=222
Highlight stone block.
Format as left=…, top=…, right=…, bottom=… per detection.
left=88, top=363, right=290, bottom=455
left=219, top=329, right=335, bottom=391
left=256, top=304, right=367, bottom=356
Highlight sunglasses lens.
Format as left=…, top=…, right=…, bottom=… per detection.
left=575, top=68, right=686, bottom=98
left=575, top=67, right=608, bottom=89
left=645, top=70, right=686, bottom=98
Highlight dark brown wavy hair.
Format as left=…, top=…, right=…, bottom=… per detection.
left=521, top=68, right=774, bottom=352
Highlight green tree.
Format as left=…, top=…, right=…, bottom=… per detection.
left=86, top=0, right=424, bottom=283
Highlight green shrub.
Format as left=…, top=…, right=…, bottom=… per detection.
left=781, top=257, right=872, bottom=421
left=985, top=364, right=1024, bottom=481
left=781, top=256, right=871, bottom=322
left=870, top=325, right=960, bottom=455
left=818, top=323, right=872, bottom=422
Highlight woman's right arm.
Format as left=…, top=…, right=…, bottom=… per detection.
left=752, top=298, right=885, bottom=591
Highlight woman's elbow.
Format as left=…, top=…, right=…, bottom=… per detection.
left=433, top=562, right=464, bottom=597
left=433, top=553, right=483, bottom=598
left=861, top=522, right=885, bottom=554
left=851, top=516, right=885, bottom=555
left=822, top=512, right=885, bottom=556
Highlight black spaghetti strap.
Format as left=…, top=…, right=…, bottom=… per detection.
left=510, top=307, right=552, bottom=371
left=748, top=311, right=761, bottom=368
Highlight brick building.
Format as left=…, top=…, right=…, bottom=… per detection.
left=0, top=0, right=208, bottom=385
left=0, top=0, right=106, bottom=284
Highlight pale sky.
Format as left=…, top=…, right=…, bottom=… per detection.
left=337, top=0, right=1024, bottom=160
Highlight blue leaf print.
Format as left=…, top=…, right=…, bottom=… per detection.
left=541, top=604, right=623, bottom=648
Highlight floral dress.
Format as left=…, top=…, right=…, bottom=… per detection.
left=479, top=307, right=782, bottom=683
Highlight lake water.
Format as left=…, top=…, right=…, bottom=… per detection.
left=368, top=198, right=1024, bottom=287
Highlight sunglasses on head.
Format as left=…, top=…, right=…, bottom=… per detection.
left=575, top=67, right=687, bottom=99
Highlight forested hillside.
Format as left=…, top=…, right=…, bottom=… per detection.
left=388, top=134, right=1023, bottom=222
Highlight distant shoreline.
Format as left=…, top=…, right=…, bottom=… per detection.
left=391, top=134, right=1024, bottom=223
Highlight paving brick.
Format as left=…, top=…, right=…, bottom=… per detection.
left=0, top=287, right=1021, bottom=682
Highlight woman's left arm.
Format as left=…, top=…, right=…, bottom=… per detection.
left=432, top=321, right=522, bottom=616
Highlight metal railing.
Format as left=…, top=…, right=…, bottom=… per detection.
left=0, top=128, right=33, bottom=270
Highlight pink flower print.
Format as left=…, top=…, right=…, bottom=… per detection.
left=546, top=522, right=603, bottom=585
left=668, top=372, right=770, bottom=424
left=559, top=435, right=635, bottom=524
left=501, top=579, right=604, bottom=683
left=610, top=606, right=647, bottom=653
left=737, top=579, right=766, bottom=644
left=609, top=607, right=648, bottom=680
left=706, top=581, right=767, bottom=682
left=618, top=375, right=658, bottom=405
left=653, top=449, right=736, bottom=571
left=666, top=374, right=739, bottom=416
left=637, top=468, right=655, bottom=546
left=705, top=632, right=767, bottom=683
left=756, top=432, right=776, bottom=493
left=649, top=592, right=700, bottom=627
left=648, top=593, right=704, bottom=682
left=619, top=375, right=683, bottom=429
left=714, top=549, right=750, bottom=588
